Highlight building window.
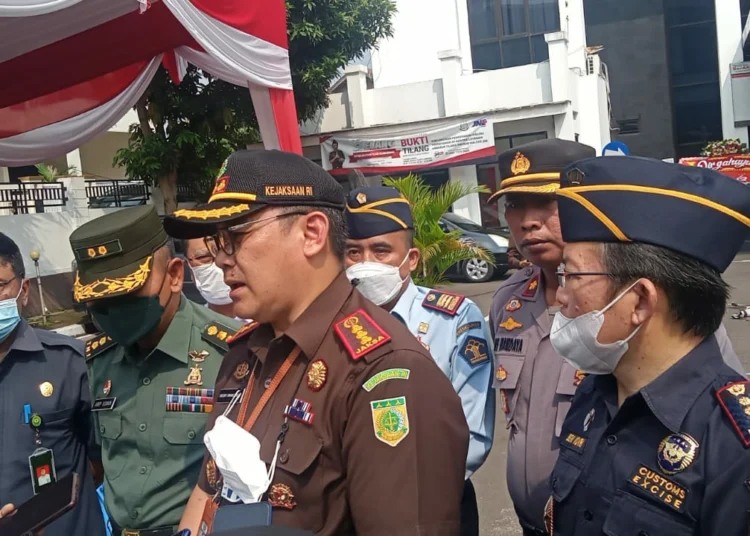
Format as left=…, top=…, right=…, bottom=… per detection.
left=478, top=131, right=547, bottom=228
left=468, top=0, right=560, bottom=71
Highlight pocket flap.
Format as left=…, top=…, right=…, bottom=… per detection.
left=551, top=455, right=582, bottom=502
left=603, top=491, right=693, bottom=536
left=493, top=353, right=525, bottom=390
left=556, top=362, right=583, bottom=396
left=163, top=413, right=207, bottom=445
left=261, top=424, right=323, bottom=477
left=98, top=412, right=122, bottom=440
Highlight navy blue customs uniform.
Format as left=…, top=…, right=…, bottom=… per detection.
left=0, top=321, right=105, bottom=536
left=546, top=156, right=750, bottom=534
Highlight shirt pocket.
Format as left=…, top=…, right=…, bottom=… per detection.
left=554, top=362, right=580, bottom=437
left=98, top=412, right=126, bottom=479
left=550, top=453, right=582, bottom=504
left=493, top=353, right=525, bottom=420
left=603, top=490, right=694, bottom=536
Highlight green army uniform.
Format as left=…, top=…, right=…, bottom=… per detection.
left=69, top=205, right=241, bottom=534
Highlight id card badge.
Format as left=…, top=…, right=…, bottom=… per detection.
left=29, top=447, right=57, bottom=495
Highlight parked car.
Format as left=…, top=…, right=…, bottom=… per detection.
left=440, top=213, right=510, bottom=283
left=88, top=195, right=148, bottom=208
left=71, top=238, right=205, bottom=334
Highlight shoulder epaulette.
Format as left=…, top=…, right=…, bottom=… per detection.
left=202, top=321, right=242, bottom=351
left=716, top=380, right=750, bottom=447
left=334, top=309, right=391, bottom=360
left=224, top=321, right=260, bottom=347
left=422, top=290, right=465, bottom=316
left=84, top=333, right=117, bottom=361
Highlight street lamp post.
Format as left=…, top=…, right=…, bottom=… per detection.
left=29, top=250, right=47, bottom=324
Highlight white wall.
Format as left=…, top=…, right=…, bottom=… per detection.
left=716, top=0, right=749, bottom=142
left=365, top=79, right=446, bottom=125
left=80, top=132, right=130, bottom=179
left=456, top=62, right=553, bottom=114
left=371, top=0, right=471, bottom=88
left=1, top=208, right=122, bottom=277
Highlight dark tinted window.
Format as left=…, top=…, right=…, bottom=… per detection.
left=472, top=43, right=503, bottom=71
left=668, top=22, right=719, bottom=86
left=664, top=0, right=715, bottom=25
left=468, top=0, right=497, bottom=40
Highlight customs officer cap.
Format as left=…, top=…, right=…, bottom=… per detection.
left=163, top=149, right=346, bottom=239
left=69, top=205, right=168, bottom=303
left=346, top=186, right=413, bottom=239
left=488, top=139, right=596, bottom=201
left=557, top=156, right=750, bottom=272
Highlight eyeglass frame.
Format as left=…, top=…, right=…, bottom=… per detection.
left=556, top=263, right=614, bottom=288
left=0, top=276, right=20, bottom=298
left=204, top=210, right=310, bottom=256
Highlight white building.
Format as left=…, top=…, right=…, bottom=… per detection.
left=293, top=0, right=612, bottom=228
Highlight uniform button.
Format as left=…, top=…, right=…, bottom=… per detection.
left=583, top=510, right=593, bottom=521
left=138, top=423, right=147, bottom=432
left=100, top=425, right=105, bottom=434
left=130, top=510, right=138, bottom=520
left=606, top=434, right=617, bottom=445
left=142, top=377, right=151, bottom=385
left=264, top=377, right=272, bottom=389
left=188, top=430, right=196, bottom=440
left=551, top=477, right=557, bottom=490
left=279, top=449, right=289, bottom=464
left=139, top=466, right=147, bottom=474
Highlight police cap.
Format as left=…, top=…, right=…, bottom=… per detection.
left=488, top=139, right=596, bottom=201
left=557, top=156, right=750, bottom=272
left=345, top=186, right=413, bottom=239
left=69, top=205, right=168, bottom=303
left=163, top=149, right=346, bottom=239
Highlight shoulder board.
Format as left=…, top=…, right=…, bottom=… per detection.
left=84, top=333, right=117, bottom=361
left=334, top=309, right=391, bottom=360
left=422, top=290, right=465, bottom=316
left=495, top=265, right=535, bottom=292
left=224, top=321, right=259, bottom=346
left=202, top=322, right=241, bottom=351
left=716, top=380, right=750, bottom=447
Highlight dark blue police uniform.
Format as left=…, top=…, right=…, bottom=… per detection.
left=0, top=320, right=105, bottom=536
left=546, top=156, right=750, bottom=535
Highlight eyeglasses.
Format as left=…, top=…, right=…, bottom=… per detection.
left=556, top=263, right=613, bottom=288
left=0, top=276, right=18, bottom=297
left=204, top=211, right=308, bottom=256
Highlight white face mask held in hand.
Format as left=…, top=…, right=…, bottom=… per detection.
left=203, top=415, right=280, bottom=504
left=346, top=253, right=410, bottom=306
left=550, top=280, right=642, bottom=375
left=191, top=262, right=233, bottom=305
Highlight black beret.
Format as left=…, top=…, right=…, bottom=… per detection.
left=557, top=156, right=750, bottom=272
left=164, top=149, right=345, bottom=239
left=488, top=139, right=596, bottom=201
left=345, top=186, right=413, bottom=240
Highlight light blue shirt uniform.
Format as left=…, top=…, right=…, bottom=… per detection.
left=391, top=280, right=495, bottom=478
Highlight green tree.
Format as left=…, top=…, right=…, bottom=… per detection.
left=384, top=174, right=494, bottom=287
left=114, top=0, right=396, bottom=214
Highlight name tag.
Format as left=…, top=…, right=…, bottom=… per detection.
left=218, top=388, right=243, bottom=404
left=628, top=464, right=688, bottom=513
left=563, top=432, right=586, bottom=452
left=92, top=397, right=116, bottom=412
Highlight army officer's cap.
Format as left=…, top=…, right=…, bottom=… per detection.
left=557, top=156, right=750, bottom=272
left=69, top=205, right=168, bottom=303
left=163, top=149, right=346, bottom=239
left=345, top=186, right=414, bottom=239
left=488, top=138, right=596, bottom=201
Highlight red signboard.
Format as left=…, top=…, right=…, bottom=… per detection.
left=679, top=155, right=750, bottom=183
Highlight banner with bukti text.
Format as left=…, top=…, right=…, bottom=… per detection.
left=320, top=117, right=495, bottom=176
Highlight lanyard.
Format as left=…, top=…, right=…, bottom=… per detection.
left=236, top=346, right=301, bottom=432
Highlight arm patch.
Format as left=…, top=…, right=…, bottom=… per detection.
left=334, top=309, right=391, bottom=360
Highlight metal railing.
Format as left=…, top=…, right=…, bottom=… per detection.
left=0, top=181, right=67, bottom=215
left=85, top=179, right=150, bottom=208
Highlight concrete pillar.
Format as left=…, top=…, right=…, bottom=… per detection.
left=0, top=167, right=9, bottom=183
left=546, top=32, right=575, bottom=141
left=715, top=0, right=749, bottom=143
left=438, top=50, right=462, bottom=116
left=558, top=0, right=587, bottom=72
left=58, top=177, right=89, bottom=213
left=344, top=65, right=368, bottom=128
left=449, top=166, right=482, bottom=224
left=65, top=148, right=83, bottom=175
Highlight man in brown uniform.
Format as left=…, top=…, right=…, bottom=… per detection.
left=163, top=150, right=469, bottom=536
left=486, top=139, right=744, bottom=535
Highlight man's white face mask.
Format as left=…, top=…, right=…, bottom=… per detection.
left=345, top=253, right=410, bottom=306
left=191, top=262, right=233, bottom=305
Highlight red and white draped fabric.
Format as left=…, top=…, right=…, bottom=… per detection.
left=0, top=0, right=301, bottom=167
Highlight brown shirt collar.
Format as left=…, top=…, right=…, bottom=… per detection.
left=249, top=271, right=354, bottom=361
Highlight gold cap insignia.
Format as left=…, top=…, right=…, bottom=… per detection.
left=356, top=192, right=367, bottom=204
left=510, top=152, right=531, bottom=175
left=567, top=168, right=585, bottom=186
